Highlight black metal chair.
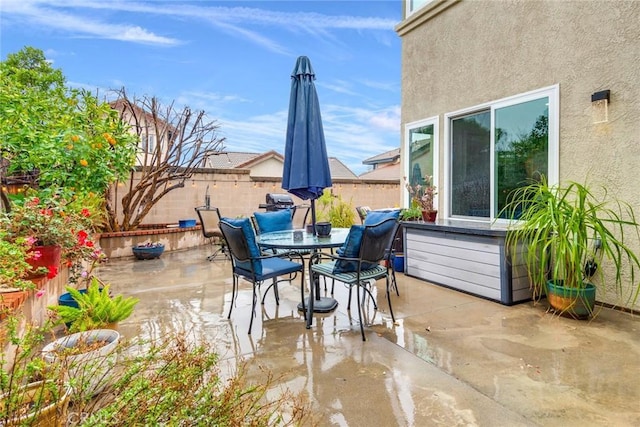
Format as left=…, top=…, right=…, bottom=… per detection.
left=356, top=206, right=372, bottom=224
left=195, top=206, right=228, bottom=261
left=309, top=217, right=399, bottom=341
left=219, top=218, right=305, bottom=334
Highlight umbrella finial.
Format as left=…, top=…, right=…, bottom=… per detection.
left=292, top=56, right=315, bottom=78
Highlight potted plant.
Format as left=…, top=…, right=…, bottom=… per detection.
left=503, top=178, right=640, bottom=318
left=316, top=190, right=356, bottom=228
left=42, top=328, right=120, bottom=402
left=399, top=204, right=423, bottom=221
left=49, top=278, right=139, bottom=332
left=131, top=242, right=165, bottom=260
left=405, top=175, right=437, bottom=222
left=0, top=190, right=98, bottom=279
left=1, top=317, right=71, bottom=426
left=0, top=233, right=38, bottom=319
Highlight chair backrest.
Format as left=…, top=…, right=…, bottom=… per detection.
left=195, top=206, right=222, bottom=238
left=219, top=220, right=251, bottom=262
left=356, top=206, right=372, bottom=224
left=359, top=217, right=399, bottom=264
left=219, top=218, right=263, bottom=275
left=252, top=208, right=294, bottom=234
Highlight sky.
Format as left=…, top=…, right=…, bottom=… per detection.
left=1, top=0, right=402, bottom=175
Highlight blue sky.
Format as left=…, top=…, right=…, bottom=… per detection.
left=1, top=0, right=402, bottom=175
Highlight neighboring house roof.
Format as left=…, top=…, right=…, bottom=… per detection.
left=204, top=152, right=261, bottom=169
left=235, top=150, right=283, bottom=169
left=203, top=151, right=358, bottom=180
left=362, top=148, right=400, bottom=166
left=329, top=157, right=358, bottom=179
left=358, top=162, right=401, bottom=181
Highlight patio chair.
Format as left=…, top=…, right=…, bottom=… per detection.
left=219, top=218, right=305, bottom=334
left=356, top=206, right=372, bottom=224
left=252, top=208, right=312, bottom=256
left=309, top=216, right=399, bottom=341
left=195, top=206, right=228, bottom=261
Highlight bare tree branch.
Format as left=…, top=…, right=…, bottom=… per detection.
left=105, top=88, right=225, bottom=231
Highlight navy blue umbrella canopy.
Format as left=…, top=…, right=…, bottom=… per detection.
left=282, top=56, right=332, bottom=202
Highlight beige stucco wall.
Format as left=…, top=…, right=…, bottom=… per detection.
left=398, top=0, right=640, bottom=309
left=113, top=169, right=400, bottom=229
left=247, top=157, right=284, bottom=178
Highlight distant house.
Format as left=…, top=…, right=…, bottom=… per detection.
left=110, top=99, right=172, bottom=167
left=359, top=148, right=401, bottom=181
left=202, top=150, right=358, bottom=180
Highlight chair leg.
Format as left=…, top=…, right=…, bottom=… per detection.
left=228, top=274, right=238, bottom=319
left=390, top=268, right=399, bottom=296
left=355, top=281, right=366, bottom=341
left=248, top=281, right=258, bottom=334
left=261, top=279, right=280, bottom=305
left=386, top=274, right=396, bottom=323
left=359, top=281, right=378, bottom=310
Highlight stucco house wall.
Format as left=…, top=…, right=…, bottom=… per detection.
left=397, top=0, right=640, bottom=309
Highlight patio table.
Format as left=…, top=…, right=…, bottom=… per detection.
left=256, top=228, right=350, bottom=324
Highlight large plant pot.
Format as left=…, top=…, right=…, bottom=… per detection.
left=26, top=245, right=62, bottom=278
left=132, top=243, right=164, bottom=260
left=421, top=210, right=437, bottom=222
left=546, top=280, right=596, bottom=319
left=42, top=329, right=120, bottom=401
left=0, top=380, right=71, bottom=427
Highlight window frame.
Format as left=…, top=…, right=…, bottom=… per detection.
left=403, top=116, right=439, bottom=208
left=443, top=85, right=559, bottom=222
left=405, top=0, right=435, bottom=18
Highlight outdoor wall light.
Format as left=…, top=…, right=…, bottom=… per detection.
left=591, top=89, right=610, bottom=124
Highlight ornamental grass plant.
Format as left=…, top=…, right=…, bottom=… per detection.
left=503, top=178, right=640, bottom=307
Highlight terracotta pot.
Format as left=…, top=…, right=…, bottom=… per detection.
left=26, top=245, right=62, bottom=277
left=421, top=210, right=438, bottom=222
left=0, top=290, right=29, bottom=319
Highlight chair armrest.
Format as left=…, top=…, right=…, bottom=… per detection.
left=310, top=251, right=359, bottom=264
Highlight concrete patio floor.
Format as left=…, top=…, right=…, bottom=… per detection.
left=97, top=246, right=640, bottom=426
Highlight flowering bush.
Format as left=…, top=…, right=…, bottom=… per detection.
left=405, top=175, right=437, bottom=212
left=0, top=232, right=36, bottom=291
left=0, top=192, right=93, bottom=249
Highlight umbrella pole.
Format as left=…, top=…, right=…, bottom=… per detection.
left=311, top=199, right=317, bottom=236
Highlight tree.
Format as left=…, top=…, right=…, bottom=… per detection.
left=106, top=88, right=226, bottom=231
left=0, top=47, right=138, bottom=196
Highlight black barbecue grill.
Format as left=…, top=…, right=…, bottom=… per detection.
left=263, top=193, right=295, bottom=211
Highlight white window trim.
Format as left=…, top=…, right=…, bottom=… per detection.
left=403, top=115, right=439, bottom=208
left=443, top=84, right=560, bottom=222
left=405, top=0, right=436, bottom=18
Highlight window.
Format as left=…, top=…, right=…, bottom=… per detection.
left=445, top=86, right=558, bottom=221
left=141, top=133, right=155, bottom=153
left=404, top=117, right=438, bottom=206
left=405, top=0, right=434, bottom=18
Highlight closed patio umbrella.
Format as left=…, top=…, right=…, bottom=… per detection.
left=282, top=56, right=336, bottom=313
left=282, top=56, right=332, bottom=235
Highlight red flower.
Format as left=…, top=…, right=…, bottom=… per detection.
left=81, top=208, right=91, bottom=217
left=47, top=265, right=59, bottom=279
left=77, top=230, right=88, bottom=244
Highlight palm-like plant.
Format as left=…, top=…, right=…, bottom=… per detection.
left=503, top=178, right=640, bottom=310
left=49, top=278, right=139, bottom=332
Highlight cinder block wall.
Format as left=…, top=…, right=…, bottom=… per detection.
left=112, top=169, right=401, bottom=228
